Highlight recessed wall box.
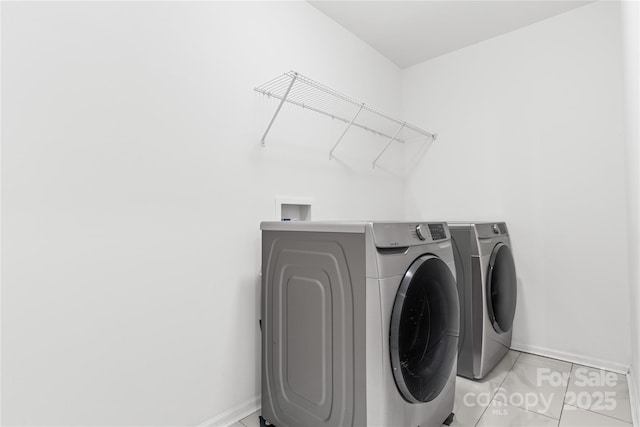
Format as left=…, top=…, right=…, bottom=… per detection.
left=275, top=197, right=312, bottom=221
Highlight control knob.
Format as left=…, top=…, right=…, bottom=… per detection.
left=492, top=224, right=500, bottom=234
left=415, top=224, right=428, bottom=240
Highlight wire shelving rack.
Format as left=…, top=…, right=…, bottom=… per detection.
left=255, top=71, right=437, bottom=167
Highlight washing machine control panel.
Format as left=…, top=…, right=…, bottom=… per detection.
left=372, top=222, right=450, bottom=247
left=410, top=223, right=448, bottom=243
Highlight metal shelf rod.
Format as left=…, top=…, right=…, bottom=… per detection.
left=269, top=96, right=404, bottom=141
left=330, top=104, right=364, bottom=159
left=373, top=123, right=405, bottom=168
left=260, top=73, right=297, bottom=146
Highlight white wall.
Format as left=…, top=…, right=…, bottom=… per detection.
left=621, top=0, right=640, bottom=421
left=1, top=2, right=405, bottom=426
left=403, top=2, right=631, bottom=370
left=3, top=1, right=635, bottom=425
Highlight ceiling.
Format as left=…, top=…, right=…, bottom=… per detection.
left=308, top=1, right=594, bottom=68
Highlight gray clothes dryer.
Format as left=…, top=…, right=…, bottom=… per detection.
left=260, top=221, right=459, bottom=427
left=450, top=222, right=517, bottom=380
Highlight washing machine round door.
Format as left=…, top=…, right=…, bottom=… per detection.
left=389, top=254, right=459, bottom=403
left=486, top=243, right=517, bottom=334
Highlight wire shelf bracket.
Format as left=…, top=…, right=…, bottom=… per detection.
left=329, top=103, right=364, bottom=160
left=260, top=73, right=297, bottom=146
left=255, top=71, right=438, bottom=164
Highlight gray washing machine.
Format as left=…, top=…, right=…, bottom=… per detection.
left=450, top=222, right=517, bottom=380
left=260, top=221, right=459, bottom=427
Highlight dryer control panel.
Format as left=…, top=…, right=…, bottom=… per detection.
left=475, top=222, right=509, bottom=238
left=372, top=222, right=450, bottom=248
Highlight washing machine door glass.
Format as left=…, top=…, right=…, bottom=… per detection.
left=487, top=243, right=517, bottom=334
left=389, top=254, right=459, bottom=403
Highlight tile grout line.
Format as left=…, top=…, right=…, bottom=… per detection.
left=507, top=405, right=564, bottom=422
left=238, top=413, right=255, bottom=427
left=491, top=354, right=565, bottom=423
left=561, top=365, right=633, bottom=425
left=485, top=351, right=522, bottom=405
left=481, top=352, right=573, bottom=424
left=557, top=362, right=574, bottom=425
left=473, top=351, right=523, bottom=427
left=488, top=354, right=562, bottom=423
left=562, top=402, right=633, bottom=425
left=492, top=351, right=574, bottom=408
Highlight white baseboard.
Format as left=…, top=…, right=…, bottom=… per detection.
left=628, top=369, right=639, bottom=427
left=196, top=396, right=260, bottom=427
left=511, top=341, right=630, bottom=375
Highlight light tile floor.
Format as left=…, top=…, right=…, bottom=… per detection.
left=235, top=351, right=633, bottom=427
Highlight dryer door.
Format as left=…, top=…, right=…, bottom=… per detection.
left=389, top=254, right=459, bottom=403
left=486, top=243, right=517, bottom=334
